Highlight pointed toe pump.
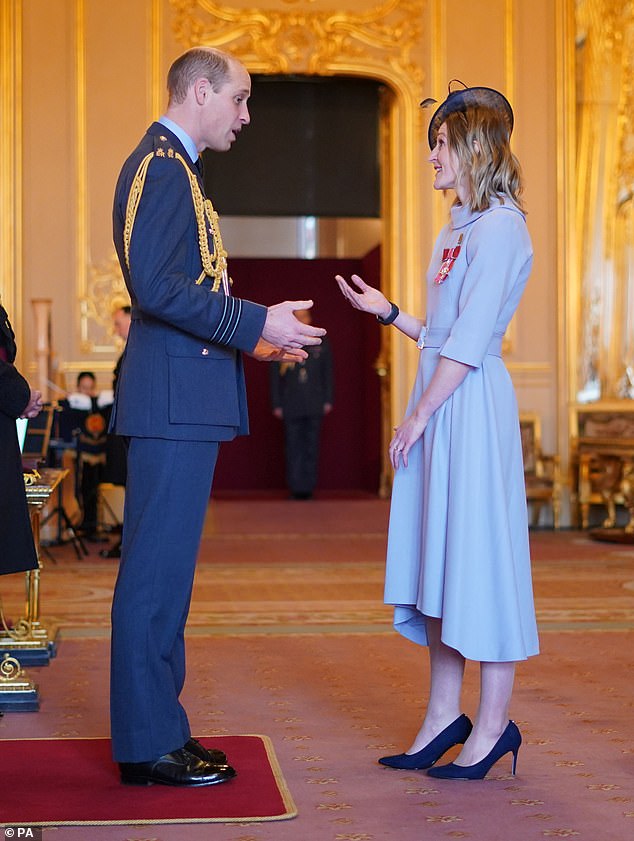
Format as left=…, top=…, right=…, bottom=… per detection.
left=426, top=719, right=522, bottom=780
left=379, top=714, right=473, bottom=770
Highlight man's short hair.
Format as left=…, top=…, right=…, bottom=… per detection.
left=77, top=371, right=96, bottom=386
left=167, top=47, right=233, bottom=106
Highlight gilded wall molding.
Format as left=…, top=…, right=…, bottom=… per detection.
left=575, top=0, right=634, bottom=400
left=80, top=0, right=162, bottom=355
left=149, top=0, right=162, bottom=119
left=0, top=0, right=23, bottom=345
left=170, top=0, right=423, bottom=91
left=81, top=254, right=129, bottom=353
left=75, top=0, right=90, bottom=351
left=557, top=0, right=578, bottom=468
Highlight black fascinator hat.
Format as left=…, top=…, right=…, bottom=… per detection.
left=422, top=80, right=514, bottom=150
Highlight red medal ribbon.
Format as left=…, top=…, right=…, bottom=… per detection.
left=433, top=233, right=463, bottom=285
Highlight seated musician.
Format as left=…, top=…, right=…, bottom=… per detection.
left=58, top=372, right=112, bottom=540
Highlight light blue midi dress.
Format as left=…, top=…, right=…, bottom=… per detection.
left=384, top=199, right=539, bottom=662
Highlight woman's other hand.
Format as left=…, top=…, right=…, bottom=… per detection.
left=388, top=413, right=428, bottom=470
left=335, top=274, right=391, bottom=319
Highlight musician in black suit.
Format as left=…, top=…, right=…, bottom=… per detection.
left=0, top=302, right=42, bottom=576
left=110, top=46, right=325, bottom=787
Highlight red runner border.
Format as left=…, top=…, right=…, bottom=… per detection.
left=0, top=734, right=297, bottom=825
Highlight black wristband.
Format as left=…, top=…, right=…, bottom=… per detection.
left=377, top=302, right=399, bottom=325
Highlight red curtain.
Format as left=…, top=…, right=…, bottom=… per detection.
left=213, top=249, right=382, bottom=494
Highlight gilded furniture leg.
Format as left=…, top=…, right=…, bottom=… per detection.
left=621, top=459, right=634, bottom=534
left=579, top=454, right=591, bottom=529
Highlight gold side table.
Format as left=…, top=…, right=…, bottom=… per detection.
left=0, top=468, right=66, bottom=665
left=0, top=653, right=38, bottom=712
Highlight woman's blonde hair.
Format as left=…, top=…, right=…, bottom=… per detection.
left=444, top=106, right=525, bottom=212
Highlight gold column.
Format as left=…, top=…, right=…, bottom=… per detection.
left=31, top=298, right=53, bottom=401
left=0, top=0, right=23, bottom=346
left=558, top=0, right=578, bottom=472
left=575, top=0, right=634, bottom=400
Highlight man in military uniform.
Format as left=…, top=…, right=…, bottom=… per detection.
left=270, top=309, right=333, bottom=499
left=111, top=46, right=325, bottom=787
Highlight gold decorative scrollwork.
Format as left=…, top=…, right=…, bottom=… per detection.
left=1, top=653, right=25, bottom=682
left=24, top=469, right=41, bottom=487
left=80, top=253, right=129, bottom=354
left=0, top=596, right=31, bottom=641
left=169, top=0, right=424, bottom=89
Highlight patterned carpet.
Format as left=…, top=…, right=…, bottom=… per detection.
left=1, top=498, right=633, bottom=840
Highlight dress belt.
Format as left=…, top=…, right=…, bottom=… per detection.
left=417, top=326, right=504, bottom=357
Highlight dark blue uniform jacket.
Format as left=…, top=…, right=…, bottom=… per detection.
left=111, top=122, right=266, bottom=442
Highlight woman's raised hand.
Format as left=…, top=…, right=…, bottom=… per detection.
left=335, top=274, right=391, bottom=319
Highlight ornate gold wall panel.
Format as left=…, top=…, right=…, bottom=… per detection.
left=171, top=0, right=423, bottom=84
left=576, top=0, right=634, bottom=400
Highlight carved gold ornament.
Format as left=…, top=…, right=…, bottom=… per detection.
left=169, top=0, right=423, bottom=87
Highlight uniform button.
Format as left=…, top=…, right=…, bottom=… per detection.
left=201, top=347, right=209, bottom=356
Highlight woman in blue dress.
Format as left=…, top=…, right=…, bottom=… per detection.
left=336, top=84, right=539, bottom=780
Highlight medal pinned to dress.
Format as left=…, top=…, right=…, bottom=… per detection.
left=434, top=233, right=463, bottom=285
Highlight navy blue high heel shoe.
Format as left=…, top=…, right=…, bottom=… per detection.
left=426, top=719, right=522, bottom=780
left=378, top=714, right=473, bottom=770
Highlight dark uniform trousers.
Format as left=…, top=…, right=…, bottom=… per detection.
left=110, top=437, right=218, bottom=760
left=284, top=415, right=322, bottom=496
left=270, top=339, right=333, bottom=497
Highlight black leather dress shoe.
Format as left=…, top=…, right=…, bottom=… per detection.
left=119, top=747, right=236, bottom=786
left=185, top=737, right=227, bottom=766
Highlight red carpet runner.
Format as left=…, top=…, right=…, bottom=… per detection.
left=1, top=735, right=297, bottom=825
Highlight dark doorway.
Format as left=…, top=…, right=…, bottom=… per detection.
left=202, top=75, right=381, bottom=218
left=205, top=74, right=384, bottom=495
left=213, top=250, right=382, bottom=495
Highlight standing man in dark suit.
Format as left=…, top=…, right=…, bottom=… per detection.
left=270, top=309, right=333, bottom=499
left=0, top=302, right=43, bottom=577
left=110, top=46, right=325, bottom=788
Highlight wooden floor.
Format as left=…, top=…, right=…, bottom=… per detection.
left=2, top=498, right=634, bottom=840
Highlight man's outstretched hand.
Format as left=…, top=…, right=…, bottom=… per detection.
left=248, top=339, right=308, bottom=363
left=261, top=300, right=326, bottom=351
